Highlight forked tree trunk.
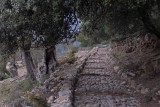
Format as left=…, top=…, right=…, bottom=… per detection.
left=21, top=49, right=36, bottom=80
left=44, top=46, right=57, bottom=75
left=20, top=40, right=36, bottom=80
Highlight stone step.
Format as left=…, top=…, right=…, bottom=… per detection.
left=75, top=76, right=132, bottom=95
left=82, top=69, right=110, bottom=75
left=80, top=74, right=110, bottom=77
left=86, top=60, right=106, bottom=63
left=73, top=48, right=141, bottom=107
left=84, top=63, right=107, bottom=69
left=97, top=54, right=106, bottom=56
left=75, top=90, right=131, bottom=97
left=89, top=57, right=101, bottom=59
left=87, top=58, right=106, bottom=61
left=89, top=55, right=106, bottom=58
left=84, top=67, right=106, bottom=69
left=74, top=94, right=140, bottom=107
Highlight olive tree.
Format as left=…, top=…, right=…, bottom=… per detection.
left=0, top=0, right=78, bottom=80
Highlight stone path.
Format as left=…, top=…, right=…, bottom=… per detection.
left=73, top=48, right=141, bottom=107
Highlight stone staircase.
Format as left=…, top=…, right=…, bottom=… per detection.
left=73, top=48, right=140, bottom=107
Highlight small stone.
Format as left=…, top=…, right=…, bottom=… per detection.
left=130, top=80, right=136, bottom=88
left=51, top=89, right=55, bottom=92
left=121, top=98, right=126, bottom=102
left=51, top=103, right=60, bottom=107
left=61, top=102, right=72, bottom=107
left=157, top=91, right=160, bottom=95
left=55, top=96, right=70, bottom=103
left=61, top=83, right=71, bottom=90
left=141, top=88, right=149, bottom=94
left=128, top=89, right=131, bottom=92
left=152, top=97, right=157, bottom=101
left=127, top=72, right=136, bottom=77
left=121, top=81, right=127, bottom=85
left=58, top=90, right=71, bottom=96
left=114, top=66, right=119, bottom=71
left=48, top=96, right=54, bottom=103
left=121, top=73, right=128, bottom=80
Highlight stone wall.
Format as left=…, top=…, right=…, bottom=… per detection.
left=111, top=32, right=159, bottom=54
left=49, top=47, right=98, bottom=107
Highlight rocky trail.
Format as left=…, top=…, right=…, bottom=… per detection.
left=1, top=46, right=159, bottom=107
left=73, top=47, right=141, bottom=107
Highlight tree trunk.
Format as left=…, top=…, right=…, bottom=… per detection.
left=44, top=46, right=57, bottom=75
left=37, top=46, right=57, bottom=83
left=21, top=49, right=36, bottom=80
left=20, top=40, right=36, bottom=80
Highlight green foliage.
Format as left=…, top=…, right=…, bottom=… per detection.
left=0, top=0, right=79, bottom=79
left=19, top=78, right=40, bottom=92
left=9, top=91, right=49, bottom=107
left=77, top=22, right=111, bottom=47
left=77, top=34, right=89, bottom=47
left=101, top=40, right=110, bottom=45
left=10, top=95, right=49, bottom=107
left=75, top=0, right=160, bottom=38
left=0, top=77, right=39, bottom=104
left=0, top=79, right=20, bottom=101
left=0, top=0, right=79, bottom=55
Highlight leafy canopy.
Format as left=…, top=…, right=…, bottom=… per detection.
left=0, top=0, right=79, bottom=55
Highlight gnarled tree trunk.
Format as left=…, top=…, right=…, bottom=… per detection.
left=21, top=41, right=36, bottom=80
left=37, top=46, right=57, bottom=83
left=44, top=45, right=57, bottom=75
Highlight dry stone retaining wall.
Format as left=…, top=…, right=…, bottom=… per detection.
left=51, top=47, right=98, bottom=107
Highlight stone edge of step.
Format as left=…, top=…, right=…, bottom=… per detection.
left=51, top=47, right=99, bottom=107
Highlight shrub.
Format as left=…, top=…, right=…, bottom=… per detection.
left=58, top=48, right=76, bottom=65
left=76, top=34, right=89, bottom=47
left=22, top=91, right=49, bottom=107
left=19, top=78, right=40, bottom=92
left=0, top=77, right=40, bottom=106
left=101, top=40, right=111, bottom=45
left=9, top=91, right=48, bottom=107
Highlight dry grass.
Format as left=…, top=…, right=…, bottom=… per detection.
left=0, top=77, right=40, bottom=106
left=57, top=49, right=76, bottom=65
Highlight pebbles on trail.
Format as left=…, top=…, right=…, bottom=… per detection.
left=73, top=48, right=141, bottom=107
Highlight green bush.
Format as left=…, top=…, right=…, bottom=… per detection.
left=0, top=77, right=40, bottom=105
left=19, top=78, right=40, bottom=92
left=58, top=48, right=76, bottom=65
left=101, top=40, right=110, bottom=45
left=76, top=34, right=89, bottom=47
left=10, top=92, right=49, bottom=107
